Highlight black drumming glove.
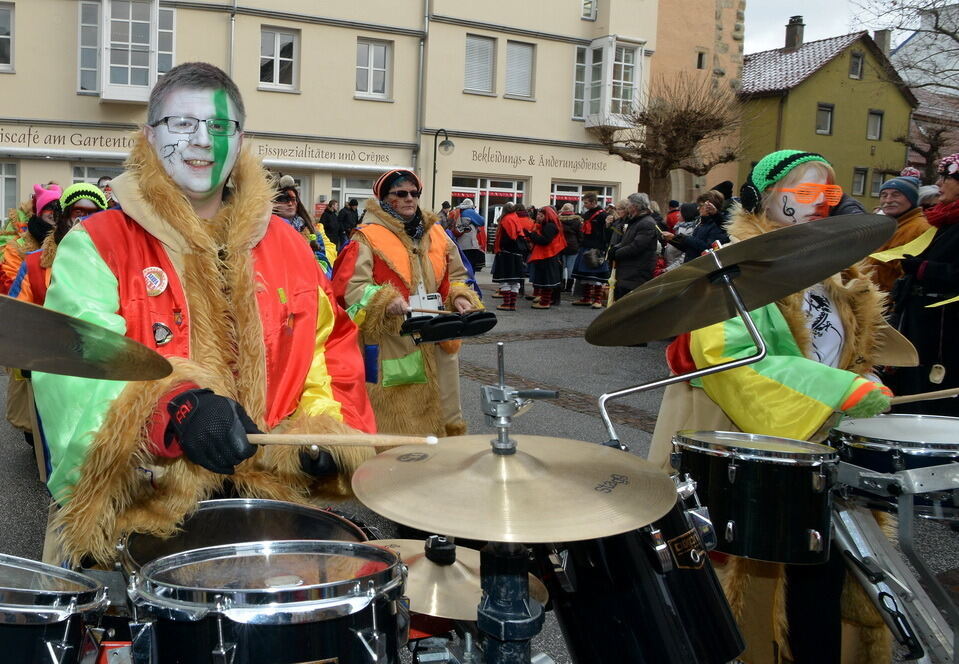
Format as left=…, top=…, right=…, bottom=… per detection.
left=166, top=388, right=259, bottom=474
left=900, top=254, right=924, bottom=276
left=299, top=447, right=338, bottom=478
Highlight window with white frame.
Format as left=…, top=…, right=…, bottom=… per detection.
left=870, top=170, right=884, bottom=197
left=505, top=41, right=534, bottom=98
left=816, top=103, right=833, bottom=135
left=849, top=51, right=864, bottom=79
left=260, top=27, right=298, bottom=89
left=1, top=162, right=16, bottom=215
left=867, top=110, right=883, bottom=140
left=572, top=38, right=641, bottom=124
left=465, top=34, right=495, bottom=94
left=0, top=4, right=13, bottom=72
left=356, top=39, right=391, bottom=99
left=582, top=0, right=597, bottom=20
left=72, top=164, right=124, bottom=185
left=852, top=168, right=867, bottom=196
left=550, top=182, right=615, bottom=209
left=610, top=45, right=637, bottom=114
left=331, top=176, right=373, bottom=211
left=77, top=1, right=174, bottom=99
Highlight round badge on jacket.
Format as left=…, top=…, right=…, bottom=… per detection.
left=143, top=266, right=169, bottom=297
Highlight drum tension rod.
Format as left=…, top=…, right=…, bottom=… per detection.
left=598, top=250, right=768, bottom=449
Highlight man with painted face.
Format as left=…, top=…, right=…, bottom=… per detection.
left=651, top=150, right=910, bottom=664
left=31, top=62, right=377, bottom=567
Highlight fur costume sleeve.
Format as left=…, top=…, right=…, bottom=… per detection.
left=331, top=237, right=404, bottom=340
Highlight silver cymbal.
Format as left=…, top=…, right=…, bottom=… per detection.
left=586, top=213, right=895, bottom=346
left=368, top=539, right=549, bottom=621
left=0, top=295, right=172, bottom=380
left=352, top=434, right=677, bottom=543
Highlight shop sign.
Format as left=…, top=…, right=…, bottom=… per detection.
left=253, top=140, right=396, bottom=166
left=470, top=145, right=609, bottom=174
left=0, top=125, right=136, bottom=149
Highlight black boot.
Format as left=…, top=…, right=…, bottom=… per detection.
left=565, top=279, right=574, bottom=292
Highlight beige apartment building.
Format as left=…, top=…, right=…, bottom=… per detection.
left=0, top=0, right=656, bottom=221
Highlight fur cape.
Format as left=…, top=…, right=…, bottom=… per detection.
left=52, top=134, right=374, bottom=566
left=348, top=200, right=481, bottom=437
left=719, top=208, right=892, bottom=664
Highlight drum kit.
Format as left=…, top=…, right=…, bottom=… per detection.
left=0, top=213, right=957, bottom=664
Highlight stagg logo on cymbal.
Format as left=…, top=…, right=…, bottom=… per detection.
left=594, top=474, right=629, bottom=493
left=398, top=452, right=430, bottom=463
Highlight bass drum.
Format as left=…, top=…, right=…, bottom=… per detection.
left=829, top=414, right=959, bottom=520
left=129, top=540, right=408, bottom=664
left=120, top=497, right=368, bottom=573
left=673, top=431, right=838, bottom=564
left=533, top=496, right=743, bottom=664
left=0, top=553, right=107, bottom=663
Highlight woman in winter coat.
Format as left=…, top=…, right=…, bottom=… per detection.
left=273, top=178, right=337, bottom=278
left=608, top=193, right=659, bottom=302
left=452, top=199, right=486, bottom=272
left=526, top=206, right=567, bottom=309
left=886, top=152, right=959, bottom=416
left=491, top=205, right=532, bottom=311
left=557, top=203, right=582, bottom=291
left=662, top=189, right=730, bottom=263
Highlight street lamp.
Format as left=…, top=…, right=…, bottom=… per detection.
left=432, top=129, right=455, bottom=210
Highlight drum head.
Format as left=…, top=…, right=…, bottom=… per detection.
left=0, top=553, right=106, bottom=622
left=674, top=430, right=837, bottom=463
left=122, top=498, right=367, bottom=573
left=133, top=540, right=402, bottom=623
left=832, top=414, right=959, bottom=450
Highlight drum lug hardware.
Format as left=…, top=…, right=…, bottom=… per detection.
left=211, top=600, right=237, bottom=664
left=812, top=468, right=828, bottom=493
left=547, top=547, right=576, bottom=593
left=126, top=619, right=156, bottom=664
left=807, top=529, right=824, bottom=553
left=688, top=506, right=717, bottom=551
left=646, top=527, right=674, bottom=574
left=725, top=520, right=736, bottom=543
left=353, top=627, right=387, bottom=662
left=44, top=598, right=78, bottom=664
left=673, top=473, right=697, bottom=500
left=727, top=461, right=738, bottom=484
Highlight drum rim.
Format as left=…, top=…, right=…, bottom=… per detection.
left=830, top=414, right=959, bottom=453
left=0, top=553, right=107, bottom=622
left=132, top=539, right=402, bottom=616
left=674, top=430, right=838, bottom=464
left=120, top=498, right=368, bottom=574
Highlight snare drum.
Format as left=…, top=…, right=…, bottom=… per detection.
left=129, top=540, right=407, bottom=664
left=0, top=553, right=107, bottom=663
left=534, top=496, right=744, bottom=664
left=121, top=498, right=368, bottom=573
left=828, top=414, right=959, bottom=520
left=672, top=431, right=838, bottom=564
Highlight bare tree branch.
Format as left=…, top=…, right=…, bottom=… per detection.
left=592, top=73, right=743, bottom=207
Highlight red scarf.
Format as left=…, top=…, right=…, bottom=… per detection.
left=925, top=199, right=959, bottom=228
left=582, top=207, right=603, bottom=235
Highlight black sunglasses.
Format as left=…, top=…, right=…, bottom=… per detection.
left=276, top=194, right=296, bottom=203
left=389, top=190, right=422, bottom=199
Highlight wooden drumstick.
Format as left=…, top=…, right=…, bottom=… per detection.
left=889, top=387, right=959, bottom=406
left=249, top=433, right=439, bottom=447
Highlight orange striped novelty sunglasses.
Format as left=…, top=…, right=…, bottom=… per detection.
left=774, top=183, right=843, bottom=205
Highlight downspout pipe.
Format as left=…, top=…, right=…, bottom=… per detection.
left=228, top=0, right=237, bottom=77
left=412, top=0, right=429, bottom=173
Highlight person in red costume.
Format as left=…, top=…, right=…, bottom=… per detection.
left=32, top=62, right=377, bottom=566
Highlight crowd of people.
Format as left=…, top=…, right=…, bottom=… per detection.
left=3, top=60, right=959, bottom=664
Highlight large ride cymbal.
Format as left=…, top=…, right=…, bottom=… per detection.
left=0, top=296, right=172, bottom=380
left=586, top=213, right=895, bottom=347
left=352, top=434, right=677, bottom=543
left=368, top=539, right=549, bottom=621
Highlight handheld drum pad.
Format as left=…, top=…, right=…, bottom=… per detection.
left=586, top=214, right=895, bottom=346
left=352, top=434, right=677, bottom=543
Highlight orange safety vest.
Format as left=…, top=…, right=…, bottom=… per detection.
left=353, top=223, right=451, bottom=299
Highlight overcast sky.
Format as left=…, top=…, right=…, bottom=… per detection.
left=744, top=1, right=862, bottom=54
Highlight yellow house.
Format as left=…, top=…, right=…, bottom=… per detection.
left=738, top=17, right=917, bottom=209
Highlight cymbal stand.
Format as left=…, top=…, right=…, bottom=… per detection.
left=475, top=343, right=556, bottom=664
left=835, top=462, right=959, bottom=663
left=597, top=252, right=768, bottom=449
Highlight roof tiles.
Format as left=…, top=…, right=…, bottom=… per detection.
left=741, top=32, right=867, bottom=96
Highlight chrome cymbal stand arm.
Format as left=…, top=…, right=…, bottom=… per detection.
left=598, top=253, right=768, bottom=449
left=482, top=343, right=557, bottom=455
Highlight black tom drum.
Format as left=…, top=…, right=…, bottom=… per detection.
left=672, top=431, right=838, bottom=564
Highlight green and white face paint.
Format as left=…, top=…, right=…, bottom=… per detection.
left=146, top=87, right=242, bottom=208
